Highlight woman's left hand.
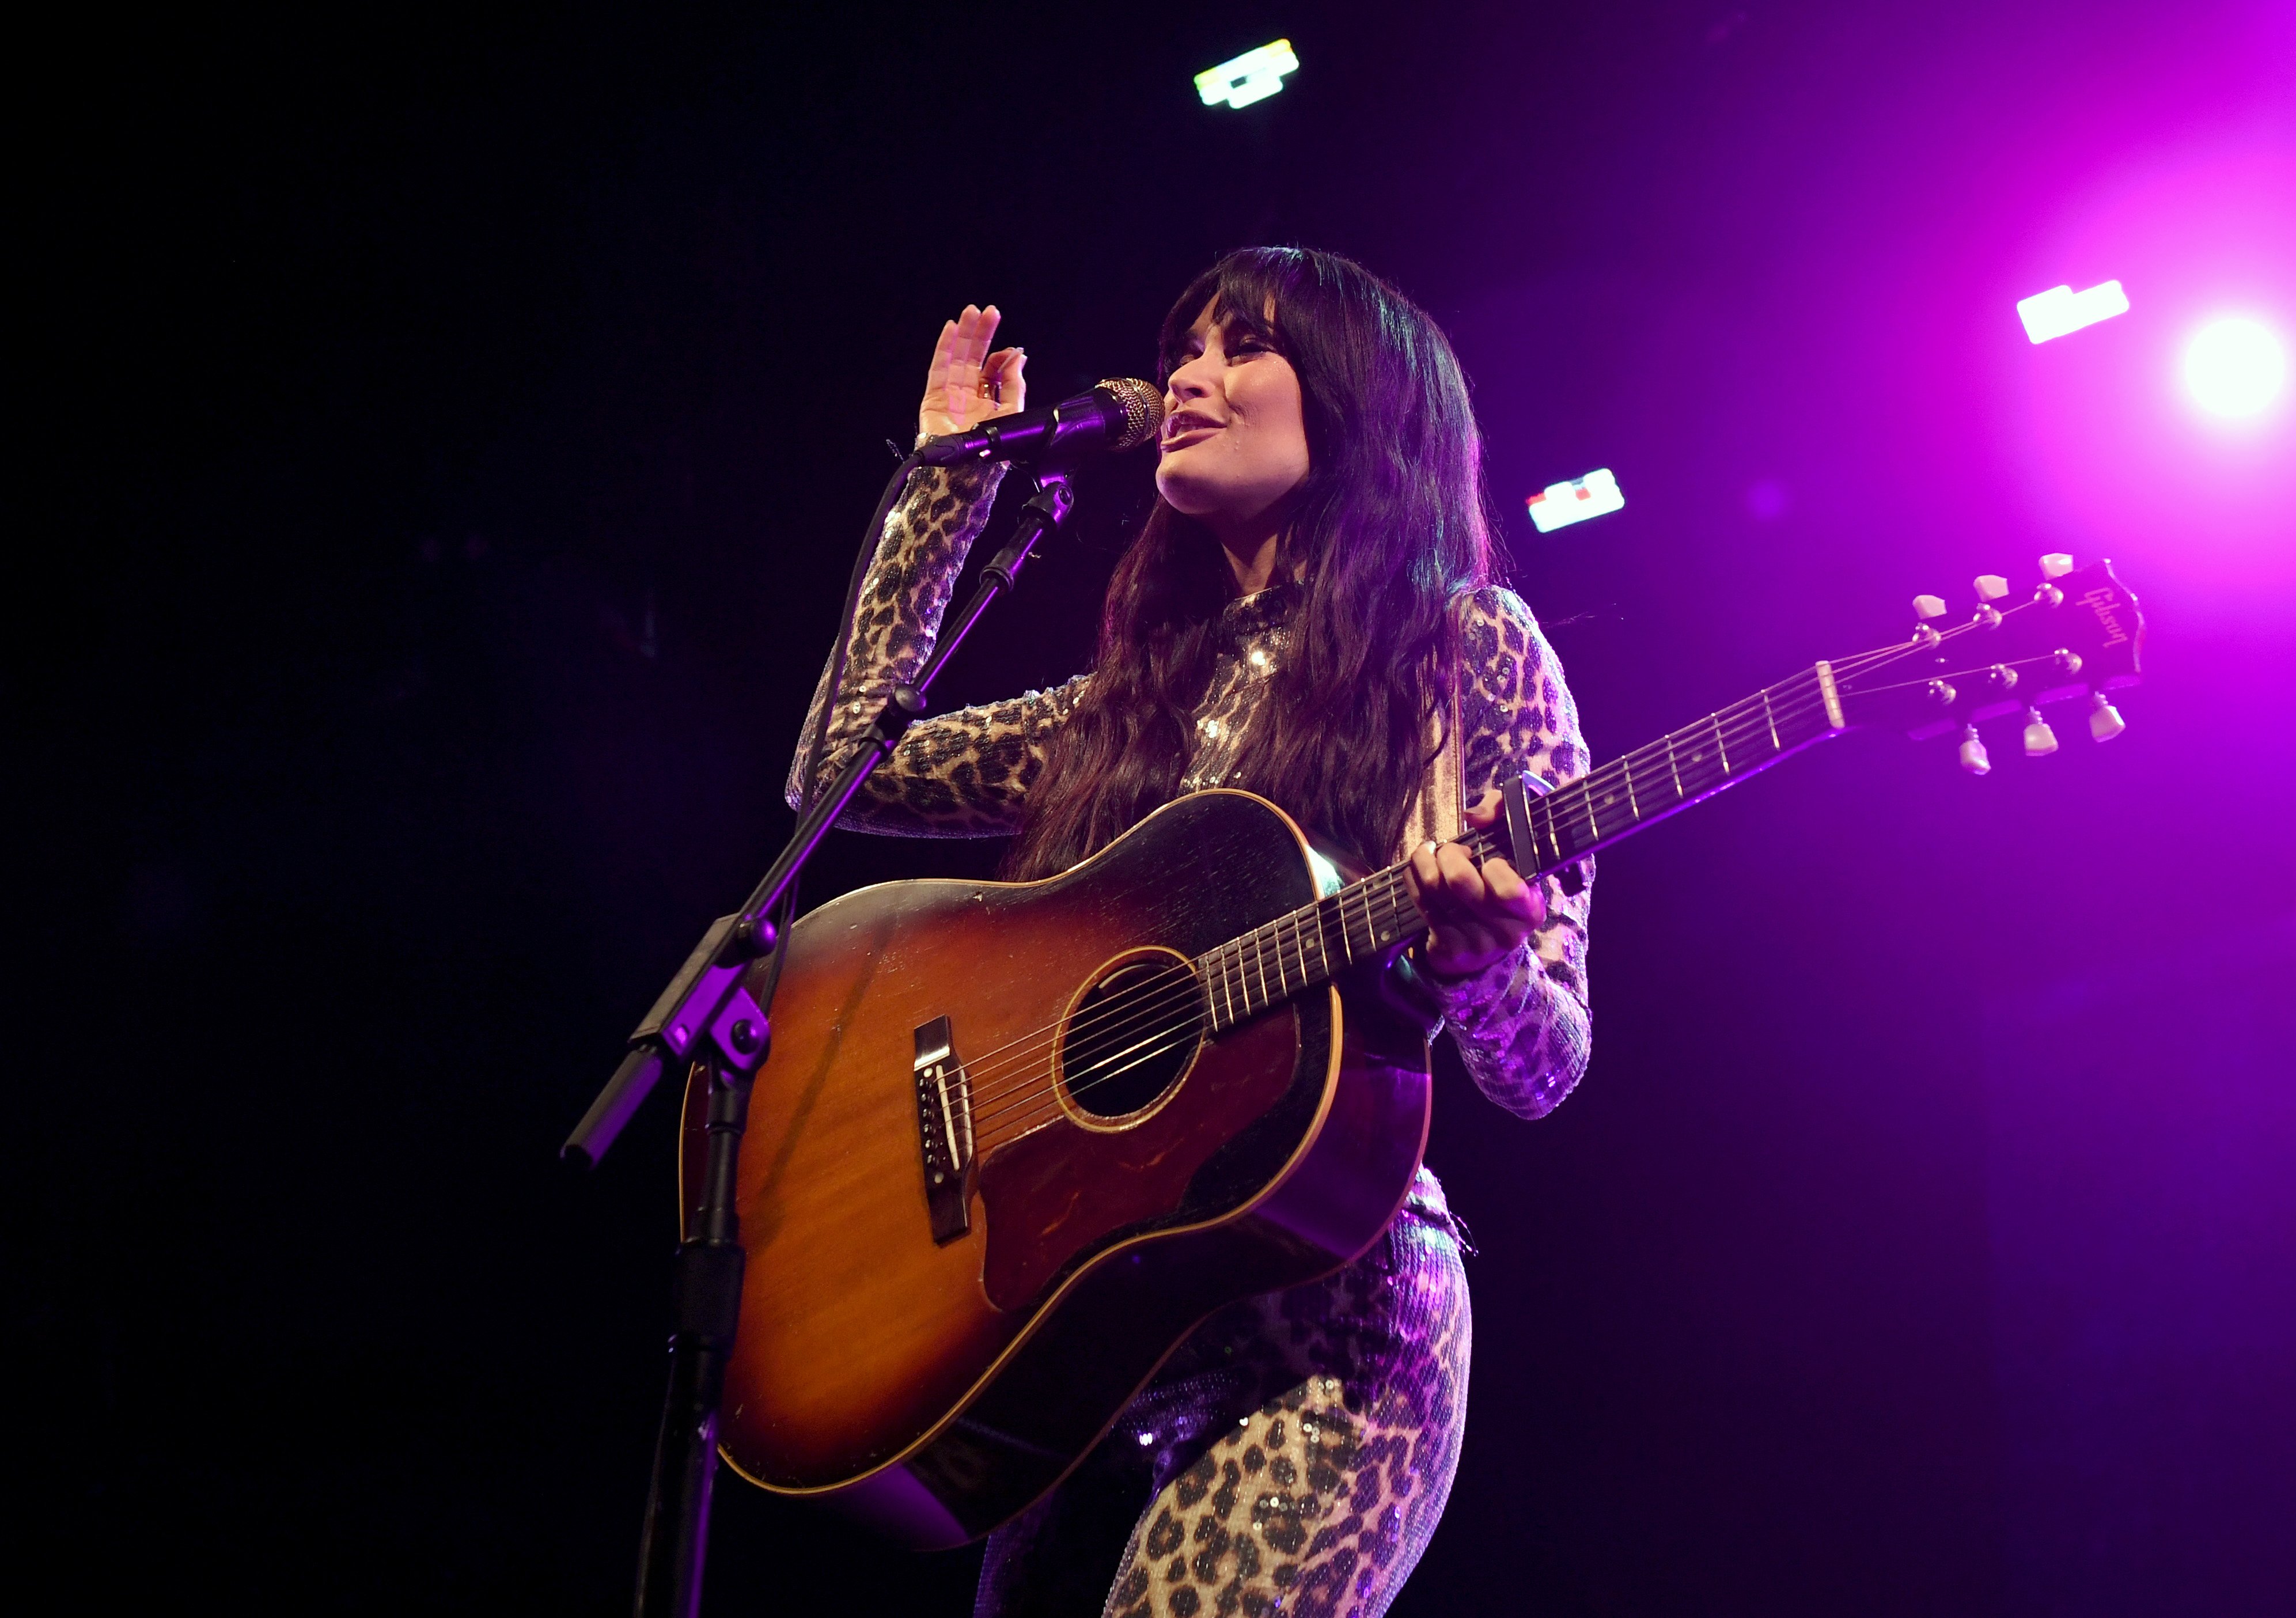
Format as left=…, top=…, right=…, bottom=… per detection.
left=1404, top=789, right=1548, bottom=981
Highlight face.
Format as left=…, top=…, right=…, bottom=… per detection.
left=1155, top=301, right=1311, bottom=536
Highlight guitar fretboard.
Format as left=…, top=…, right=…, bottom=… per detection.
left=1196, top=662, right=1844, bottom=1033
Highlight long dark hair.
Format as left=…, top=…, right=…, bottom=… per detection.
left=1004, top=247, right=1503, bottom=879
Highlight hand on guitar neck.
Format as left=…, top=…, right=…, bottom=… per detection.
left=1405, top=788, right=1548, bottom=980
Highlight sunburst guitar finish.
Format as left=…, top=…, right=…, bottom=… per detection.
left=678, top=790, right=1433, bottom=1548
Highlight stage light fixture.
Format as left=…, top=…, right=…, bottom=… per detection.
left=2183, top=317, right=2285, bottom=418
left=1195, top=40, right=1299, bottom=109
left=1526, top=468, right=1625, bottom=533
left=2017, top=279, right=2130, bottom=344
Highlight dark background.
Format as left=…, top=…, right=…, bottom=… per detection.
left=20, top=2, right=2295, bottom=1612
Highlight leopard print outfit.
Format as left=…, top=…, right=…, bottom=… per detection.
left=789, top=465, right=1593, bottom=1616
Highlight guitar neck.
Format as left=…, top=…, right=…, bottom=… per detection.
left=1196, top=661, right=1847, bottom=1033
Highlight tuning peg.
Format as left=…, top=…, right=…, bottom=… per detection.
left=2022, top=706, right=2059, bottom=757
left=1913, top=594, right=1948, bottom=620
left=1958, top=723, right=1992, bottom=775
left=2087, top=690, right=2126, bottom=742
left=2039, top=554, right=2075, bottom=579
left=1974, top=575, right=2009, bottom=628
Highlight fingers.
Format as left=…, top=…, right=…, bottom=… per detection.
left=1480, top=857, right=1548, bottom=927
left=1405, top=840, right=1547, bottom=928
left=1463, top=787, right=1503, bottom=828
left=983, top=346, right=1027, bottom=416
left=925, top=316, right=960, bottom=398
left=924, top=304, right=1004, bottom=429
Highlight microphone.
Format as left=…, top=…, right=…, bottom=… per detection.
left=916, top=377, right=1165, bottom=467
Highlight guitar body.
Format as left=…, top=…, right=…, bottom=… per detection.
left=680, top=790, right=1433, bottom=1548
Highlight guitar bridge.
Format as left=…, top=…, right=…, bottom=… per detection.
left=912, top=1015, right=974, bottom=1244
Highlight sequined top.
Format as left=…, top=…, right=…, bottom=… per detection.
left=787, top=463, right=1594, bottom=1119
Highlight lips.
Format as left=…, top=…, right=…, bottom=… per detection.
left=1161, top=411, right=1223, bottom=449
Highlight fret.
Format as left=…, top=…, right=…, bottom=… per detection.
left=1190, top=664, right=1867, bottom=1028
left=1373, top=873, right=1395, bottom=946
left=1532, top=795, right=1559, bottom=869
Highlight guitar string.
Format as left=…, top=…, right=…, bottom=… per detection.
left=952, top=646, right=1952, bottom=1140
left=963, top=842, right=1434, bottom=1140
left=956, top=657, right=1919, bottom=1141
left=957, top=673, right=1883, bottom=1143
left=969, top=863, right=1434, bottom=1142
left=968, top=683, right=1852, bottom=1142
left=944, top=609, right=2033, bottom=1139
left=947, top=651, right=1913, bottom=1122
left=967, top=673, right=1965, bottom=1148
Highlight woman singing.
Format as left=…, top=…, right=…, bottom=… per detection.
left=789, top=247, right=1593, bottom=1617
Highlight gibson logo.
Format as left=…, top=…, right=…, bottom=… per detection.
left=2078, top=586, right=2130, bottom=648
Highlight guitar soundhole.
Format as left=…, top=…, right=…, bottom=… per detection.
left=1058, top=953, right=1206, bottom=1121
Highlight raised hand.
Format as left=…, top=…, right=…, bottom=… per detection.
left=919, top=304, right=1028, bottom=442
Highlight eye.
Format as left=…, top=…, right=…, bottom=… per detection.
left=1226, top=329, right=1276, bottom=361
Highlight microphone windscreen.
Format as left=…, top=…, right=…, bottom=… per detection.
left=1094, top=378, right=1165, bottom=451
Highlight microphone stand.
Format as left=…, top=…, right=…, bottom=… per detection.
left=563, top=463, right=1078, bottom=1618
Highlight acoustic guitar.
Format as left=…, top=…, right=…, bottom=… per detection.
left=682, top=556, right=2143, bottom=1548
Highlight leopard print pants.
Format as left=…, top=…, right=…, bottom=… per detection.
left=975, top=1180, right=1472, bottom=1617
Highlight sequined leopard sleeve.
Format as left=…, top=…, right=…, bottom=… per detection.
left=784, top=462, right=1087, bottom=838
left=1423, top=585, right=1595, bottom=1119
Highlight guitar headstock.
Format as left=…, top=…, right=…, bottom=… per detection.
left=1828, top=556, right=2145, bottom=773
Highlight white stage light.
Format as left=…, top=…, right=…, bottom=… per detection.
left=2183, top=317, right=2285, bottom=417
left=1196, top=41, right=1299, bottom=109
left=1526, top=468, right=1625, bottom=532
left=2017, top=280, right=2131, bottom=344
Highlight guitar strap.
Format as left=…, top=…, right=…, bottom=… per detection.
left=1399, top=645, right=1467, bottom=857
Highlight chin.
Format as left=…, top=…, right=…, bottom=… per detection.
left=1153, top=473, right=1220, bottom=518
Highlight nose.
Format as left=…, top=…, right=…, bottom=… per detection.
left=1164, top=352, right=1217, bottom=411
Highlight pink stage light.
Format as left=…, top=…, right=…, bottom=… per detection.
left=2183, top=317, right=2286, bottom=418
left=2017, top=279, right=2130, bottom=343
